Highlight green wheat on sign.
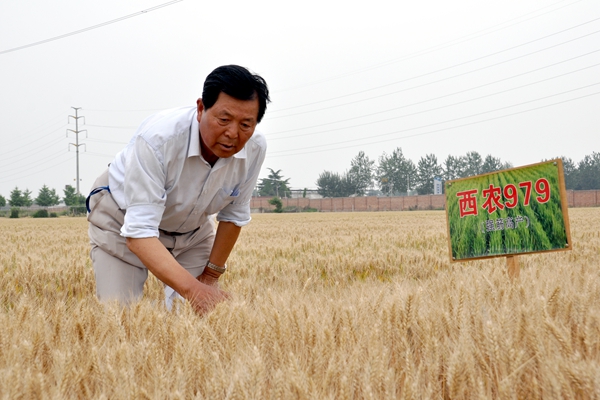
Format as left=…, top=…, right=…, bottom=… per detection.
left=445, top=161, right=568, bottom=260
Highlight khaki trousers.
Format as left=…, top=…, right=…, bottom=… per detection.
left=87, top=170, right=215, bottom=304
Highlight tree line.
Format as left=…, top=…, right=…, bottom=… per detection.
left=0, top=185, right=85, bottom=208
left=2, top=151, right=598, bottom=206
left=314, top=149, right=600, bottom=197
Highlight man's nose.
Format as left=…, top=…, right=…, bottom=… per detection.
left=224, top=125, right=239, bottom=139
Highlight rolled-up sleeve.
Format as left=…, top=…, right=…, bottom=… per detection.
left=121, top=137, right=167, bottom=238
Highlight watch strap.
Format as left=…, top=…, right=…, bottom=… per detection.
left=205, top=261, right=226, bottom=274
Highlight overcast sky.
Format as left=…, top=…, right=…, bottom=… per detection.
left=1, top=0, right=599, bottom=199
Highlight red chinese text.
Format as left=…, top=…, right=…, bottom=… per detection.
left=482, top=184, right=504, bottom=214
left=456, top=189, right=479, bottom=217
left=456, top=177, right=551, bottom=216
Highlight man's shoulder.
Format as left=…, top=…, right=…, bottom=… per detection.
left=140, top=106, right=196, bottom=133
left=136, top=106, right=196, bottom=149
left=248, top=129, right=267, bottom=150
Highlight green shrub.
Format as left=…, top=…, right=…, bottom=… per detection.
left=10, top=208, right=19, bottom=218
left=49, top=212, right=58, bottom=218
left=70, top=206, right=87, bottom=216
left=33, top=209, right=49, bottom=218
left=268, top=197, right=283, bottom=213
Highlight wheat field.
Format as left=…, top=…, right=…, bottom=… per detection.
left=0, top=208, right=599, bottom=399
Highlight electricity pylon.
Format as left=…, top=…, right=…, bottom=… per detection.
left=67, top=107, right=87, bottom=194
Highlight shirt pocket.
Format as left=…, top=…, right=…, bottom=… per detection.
left=204, top=188, right=238, bottom=215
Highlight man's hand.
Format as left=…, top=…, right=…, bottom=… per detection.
left=126, top=237, right=230, bottom=315
left=197, top=267, right=222, bottom=287
left=188, top=279, right=230, bottom=315
left=184, top=220, right=240, bottom=314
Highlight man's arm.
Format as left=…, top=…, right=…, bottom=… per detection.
left=198, top=221, right=241, bottom=285
left=126, top=237, right=229, bottom=314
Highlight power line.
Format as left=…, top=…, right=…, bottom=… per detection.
left=0, top=152, right=72, bottom=182
left=269, top=17, right=600, bottom=116
left=0, top=0, right=183, bottom=55
left=275, top=0, right=583, bottom=93
left=0, top=122, right=127, bottom=168
left=0, top=159, right=74, bottom=190
left=268, top=59, right=600, bottom=140
left=85, top=124, right=138, bottom=129
left=268, top=83, right=600, bottom=157
left=83, top=151, right=119, bottom=158
left=269, top=89, right=600, bottom=158
left=85, top=138, right=129, bottom=145
left=0, top=135, right=65, bottom=165
left=269, top=31, right=600, bottom=123
left=84, top=108, right=164, bottom=113
left=0, top=117, right=66, bottom=151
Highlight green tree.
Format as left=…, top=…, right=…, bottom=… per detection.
left=481, top=154, right=504, bottom=174
left=316, top=171, right=353, bottom=197
left=347, top=151, right=374, bottom=196
left=575, top=152, right=600, bottom=190
left=0, top=194, right=6, bottom=207
left=8, top=187, right=25, bottom=207
left=442, top=155, right=465, bottom=181
left=22, top=189, right=33, bottom=207
left=316, top=171, right=338, bottom=197
left=376, top=148, right=417, bottom=195
left=416, top=154, right=443, bottom=195
left=63, top=185, right=86, bottom=206
left=462, top=151, right=483, bottom=177
left=257, top=168, right=291, bottom=198
left=560, top=157, right=577, bottom=189
left=35, top=185, right=60, bottom=207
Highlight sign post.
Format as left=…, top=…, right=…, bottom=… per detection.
left=445, top=159, right=572, bottom=277
left=506, top=255, right=519, bottom=280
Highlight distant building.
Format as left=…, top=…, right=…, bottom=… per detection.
left=288, top=189, right=323, bottom=199
left=434, top=177, right=443, bottom=195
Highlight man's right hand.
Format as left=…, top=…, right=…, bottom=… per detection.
left=126, top=237, right=231, bottom=316
left=187, top=280, right=230, bottom=315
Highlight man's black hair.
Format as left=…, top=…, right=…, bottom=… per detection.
left=202, top=65, right=270, bottom=123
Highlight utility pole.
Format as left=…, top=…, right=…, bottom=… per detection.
left=67, top=107, right=87, bottom=194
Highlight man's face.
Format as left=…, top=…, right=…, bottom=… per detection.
left=197, top=92, right=259, bottom=163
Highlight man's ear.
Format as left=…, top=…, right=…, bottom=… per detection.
left=196, top=98, right=204, bottom=113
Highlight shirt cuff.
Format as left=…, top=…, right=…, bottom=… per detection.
left=120, top=203, right=165, bottom=238
left=216, top=202, right=251, bottom=227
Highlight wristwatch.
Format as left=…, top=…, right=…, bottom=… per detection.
left=205, top=261, right=227, bottom=274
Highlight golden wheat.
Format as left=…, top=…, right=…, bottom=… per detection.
left=0, top=209, right=599, bottom=399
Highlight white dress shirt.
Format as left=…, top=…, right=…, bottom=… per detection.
left=107, top=106, right=266, bottom=238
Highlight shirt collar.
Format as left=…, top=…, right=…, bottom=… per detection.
left=188, top=109, right=248, bottom=160
left=188, top=112, right=201, bottom=157
left=234, top=144, right=247, bottom=159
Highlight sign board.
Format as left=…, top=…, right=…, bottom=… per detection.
left=445, top=159, right=572, bottom=261
left=434, top=177, right=443, bottom=195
